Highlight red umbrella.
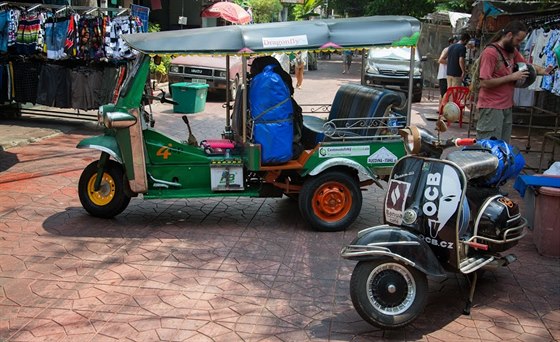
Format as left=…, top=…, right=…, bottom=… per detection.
left=201, top=2, right=251, bottom=25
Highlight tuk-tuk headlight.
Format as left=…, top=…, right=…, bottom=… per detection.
left=104, top=111, right=137, bottom=129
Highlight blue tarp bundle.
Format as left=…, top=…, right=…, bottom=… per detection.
left=249, top=65, right=293, bottom=164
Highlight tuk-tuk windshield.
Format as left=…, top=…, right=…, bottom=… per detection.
left=119, top=54, right=147, bottom=98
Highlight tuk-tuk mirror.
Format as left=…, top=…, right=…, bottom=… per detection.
left=154, top=55, right=162, bottom=65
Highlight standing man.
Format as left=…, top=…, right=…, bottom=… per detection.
left=476, top=21, right=552, bottom=142
left=444, top=33, right=471, bottom=87
left=437, top=36, right=456, bottom=110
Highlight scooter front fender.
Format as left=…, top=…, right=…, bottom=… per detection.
left=77, top=135, right=122, bottom=164
left=341, top=224, right=447, bottom=279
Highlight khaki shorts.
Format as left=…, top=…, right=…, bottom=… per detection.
left=476, top=107, right=513, bottom=143
left=447, top=76, right=462, bottom=88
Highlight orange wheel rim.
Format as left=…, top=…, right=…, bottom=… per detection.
left=311, top=181, right=352, bottom=222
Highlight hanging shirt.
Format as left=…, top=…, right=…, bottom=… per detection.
left=528, top=29, right=550, bottom=91
left=437, top=46, right=449, bottom=80
left=542, top=29, right=559, bottom=91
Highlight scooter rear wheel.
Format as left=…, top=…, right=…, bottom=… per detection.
left=79, top=160, right=131, bottom=218
left=350, top=259, right=427, bottom=329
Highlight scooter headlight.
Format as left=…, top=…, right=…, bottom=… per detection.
left=398, top=126, right=421, bottom=154
left=402, top=208, right=418, bottom=225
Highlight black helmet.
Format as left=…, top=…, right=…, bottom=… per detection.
left=513, top=63, right=537, bottom=88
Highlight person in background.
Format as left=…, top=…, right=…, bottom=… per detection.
left=342, top=50, right=353, bottom=74
left=437, top=36, right=456, bottom=111
left=293, top=51, right=305, bottom=89
left=476, top=21, right=553, bottom=143
left=442, top=32, right=471, bottom=87
left=464, top=38, right=479, bottom=86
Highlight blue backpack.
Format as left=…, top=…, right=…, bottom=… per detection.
left=249, top=65, right=294, bottom=164
left=467, top=139, right=525, bottom=186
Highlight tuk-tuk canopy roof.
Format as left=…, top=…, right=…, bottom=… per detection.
left=123, top=16, right=421, bottom=55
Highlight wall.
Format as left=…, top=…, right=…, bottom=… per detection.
left=418, top=22, right=453, bottom=88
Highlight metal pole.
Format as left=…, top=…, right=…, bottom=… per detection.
left=361, top=49, right=366, bottom=85
left=406, top=46, right=415, bottom=125
left=242, top=55, right=248, bottom=143
left=225, top=55, right=231, bottom=131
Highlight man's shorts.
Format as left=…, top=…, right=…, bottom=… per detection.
left=476, top=107, right=513, bottom=143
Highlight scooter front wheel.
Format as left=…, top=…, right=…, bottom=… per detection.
left=350, top=259, right=428, bottom=329
left=78, top=160, right=131, bottom=218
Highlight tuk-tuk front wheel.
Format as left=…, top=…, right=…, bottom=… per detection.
left=78, top=160, right=131, bottom=218
left=350, top=259, right=428, bottom=329
left=299, top=170, right=362, bottom=232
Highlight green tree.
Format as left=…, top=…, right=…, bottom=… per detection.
left=329, top=0, right=370, bottom=17
left=293, top=0, right=323, bottom=20
left=330, top=0, right=436, bottom=18
left=236, top=0, right=283, bottom=23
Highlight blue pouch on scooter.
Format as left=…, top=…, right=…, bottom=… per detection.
left=466, top=139, right=525, bottom=186
left=249, top=65, right=294, bottom=164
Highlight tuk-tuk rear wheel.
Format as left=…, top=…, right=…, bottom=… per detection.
left=79, top=160, right=131, bottom=218
left=299, top=170, right=362, bottom=232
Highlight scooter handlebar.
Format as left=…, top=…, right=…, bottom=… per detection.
left=454, top=138, right=476, bottom=146
left=143, top=90, right=179, bottom=106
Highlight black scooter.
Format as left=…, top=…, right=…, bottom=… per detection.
left=341, top=125, right=527, bottom=329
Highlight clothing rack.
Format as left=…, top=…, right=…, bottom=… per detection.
left=0, top=2, right=141, bottom=122
left=3, top=2, right=132, bottom=15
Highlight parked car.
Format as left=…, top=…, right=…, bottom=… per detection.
left=168, top=55, right=243, bottom=98
left=363, top=47, right=424, bottom=103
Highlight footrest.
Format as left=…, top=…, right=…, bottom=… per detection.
left=459, top=256, right=495, bottom=274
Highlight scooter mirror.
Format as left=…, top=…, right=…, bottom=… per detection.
left=436, top=119, right=447, bottom=132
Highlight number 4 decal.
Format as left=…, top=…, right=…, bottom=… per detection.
left=156, top=144, right=173, bottom=159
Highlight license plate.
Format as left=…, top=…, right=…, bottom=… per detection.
left=191, top=78, right=207, bottom=84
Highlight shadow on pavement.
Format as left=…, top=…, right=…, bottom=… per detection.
left=0, top=149, right=19, bottom=172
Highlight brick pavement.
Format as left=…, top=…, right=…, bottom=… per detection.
left=0, top=55, right=559, bottom=341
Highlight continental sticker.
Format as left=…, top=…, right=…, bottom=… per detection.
left=385, top=179, right=410, bottom=225
left=318, top=146, right=370, bottom=158
left=367, top=147, right=398, bottom=164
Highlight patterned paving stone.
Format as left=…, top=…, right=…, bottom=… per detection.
left=1, top=58, right=559, bottom=341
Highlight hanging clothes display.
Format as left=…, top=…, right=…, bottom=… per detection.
left=36, top=64, right=72, bottom=108
left=522, top=22, right=560, bottom=96
left=0, top=3, right=146, bottom=112
left=13, top=12, right=46, bottom=55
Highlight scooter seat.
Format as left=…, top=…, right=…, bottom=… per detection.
left=446, top=150, right=499, bottom=180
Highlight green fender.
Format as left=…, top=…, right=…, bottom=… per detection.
left=77, top=135, right=122, bottom=163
